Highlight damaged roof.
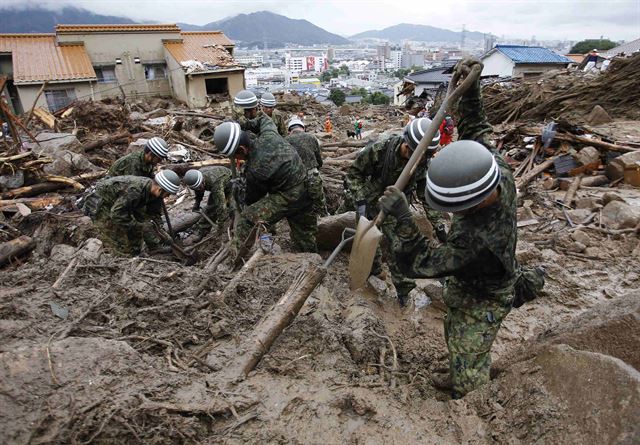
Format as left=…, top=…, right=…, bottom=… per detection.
left=0, top=34, right=96, bottom=84
left=488, top=45, right=573, bottom=64
left=56, top=24, right=181, bottom=34
left=404, top=66, right=452, bottom=84
left=164, top=32, right=241, bottom=73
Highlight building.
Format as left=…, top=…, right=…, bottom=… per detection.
left=235, top=54, right=264, bottom=66
left=285, top=54, right=327, bottom=73
left=390, top=50, right=403, bottom=70
left=395, top=66, right=452, bottom=106
left=0, top=24, right=245, bottom=113
left=481, top=44, right=572, bottom=78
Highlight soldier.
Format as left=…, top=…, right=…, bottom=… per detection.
left=83, top=170, right=180, bottom=255
left=259, top=92, right=288, bottom=137
left=286, top=117, right=326, bottom=215
left=213, top=121, right=317, bottom=254
left=379, top=57, right=545, bottom=399
left=183, top=167, right=232, bottom=240
left=345, top=117, right=443, bottom=306
left=232, top=89, right=259, bottom=126
left=108, top=137, right=169, bottom=178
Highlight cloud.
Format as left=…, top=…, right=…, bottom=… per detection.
left=2, top=0, right=639, bottom=40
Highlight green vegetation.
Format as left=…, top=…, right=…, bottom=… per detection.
left=570, top=39, right=617, bottom=54
left=347, top=88, right=390, bottom=105
left=329, top=89, right=346, bottom=106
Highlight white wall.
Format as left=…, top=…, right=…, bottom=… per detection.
left=481, top=51, right=514, bottom=77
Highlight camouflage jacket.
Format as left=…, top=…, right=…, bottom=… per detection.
left=108, top=150, right=154, bottom=178
left=285, top=132, right=323, bottom=170
left=269, top=109, right=289, bottom=137
left=346, top=135, right=428, bottom=209
left=94, top=175, right=163, bottom=227
left=243, top=116, right=307, bottom=206
left=193, top=166, right=232, bottom=207
left=393, top=79, right=518, bottom=296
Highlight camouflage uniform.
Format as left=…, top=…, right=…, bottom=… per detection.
left=391, top=77, right=542, bottom=398
left=237, top=115, right=317, bottom=252
left=269, top=108, right=289, bottom=137
left=193, top=166, right=232, bottom=234
left=345, top=135, right=440, bottom=300
left=84, top=175, right=164, bottom=255
left=286, top=131, right=326, bottom=215
left=107, top=150, right=154, bottom=178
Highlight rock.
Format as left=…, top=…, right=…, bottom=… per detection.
left=570, top=229, right=592, bottom=247
left=584, top=246, right=604, bottom=258
left=601, top=200, right=640, bottom=229
left=568, top=241, right=587, bottom=253
left=0, top=170, right=24, bottom=190
left=49, top=244, right=76, bottom=261
left=41, top=150, right=100, bottom=177
left=342, top=300, right=385, bottom=364
left=567, top=208, right=593, bottom=223
left=586, top=105, right=613, bottom=125
left=606, top=150, right=640, bottom=181
left=574, top=146, right=601, bottom=166
left=601, top=192, right=625, bottom=206
left=33, top=132, right=81, bottom=154
left=77, top=238, right=103, bottom=261
left=575, top=197, right=599, bottom=210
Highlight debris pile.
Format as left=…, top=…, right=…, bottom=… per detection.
left=483, top=53, right=640, bottom=124
left=1, top=67, right=639, bottom=443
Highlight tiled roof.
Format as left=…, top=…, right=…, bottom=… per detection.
left=492, top=45, right=572, bottom=64
left=56, top=24, right=180, bottom=33
left=602, top=38, right=640, bottom=58
left=0, top=34, right=96, bottom=83
left=164, top=32, right=240, bottom=71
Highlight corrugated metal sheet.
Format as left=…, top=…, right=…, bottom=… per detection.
left=56, top=24, right=180, bottom=33
left=164, top=32, right=240, bottom=70
left=495, top=45, right=572, bottom=64
left=0, top=34, right=96, bottom=83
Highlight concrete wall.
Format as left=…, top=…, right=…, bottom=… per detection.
left=185, top=70, right=244, bottom=108
left=164, top=49, right=187, bottom=105
left=513, top=63, right=567, bottom=78
left=17, top=81, right=93, bottom=112
left=57, top=32, right=176, bottom=99
left=481, top=51, right=514, bottom=77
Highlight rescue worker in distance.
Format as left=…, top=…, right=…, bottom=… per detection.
left=83, top=170, right=180, bottom=255
left=259, top=92, right=289, bottom=137
left=108, top=137, right=169, bottom=178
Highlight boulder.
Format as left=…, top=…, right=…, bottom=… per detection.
left=606, top=150, right=640, bottom=181
left=601, top=192, right=625, bottom=206
left=570, top=229, right=592, bottom=246
left=41, top=150, right=101, bottom=177
left=0, top=170, right=24, bottom=190
left=574, top=146, right=601, bottom=166
left=33, top=132, right=81, bottom=154
left=316, top=212, right=356, bottom=251
left=601, top=200, right=640, bottom=229
left=586, top=105, right=613, bottom=125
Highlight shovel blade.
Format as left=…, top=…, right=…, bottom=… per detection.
left=349, top=216, right=383, bottom=291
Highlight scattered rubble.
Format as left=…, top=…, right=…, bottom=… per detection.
left=1, top=65, right=639, bottom=443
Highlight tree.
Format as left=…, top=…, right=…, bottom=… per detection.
left=320, top=71, right=332, bottom=82
left=570, top=39, right=617, bottom=54
left=339, top=64, right=350, bottom=76
left=366, top=92, right=390, bottom=105
left=329, top=89, right=346, bottom=106
left=350, top=87, right=368, bottom=97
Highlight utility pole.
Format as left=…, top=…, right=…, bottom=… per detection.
left=461, top=24, right=467, bottom=53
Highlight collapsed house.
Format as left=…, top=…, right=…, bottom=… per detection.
left=0, top=24, right=245, bottom=113
left=480, top=44, right=573, bottom=78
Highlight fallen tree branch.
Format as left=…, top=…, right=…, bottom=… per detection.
left=0, top=235, right=35, bottom=266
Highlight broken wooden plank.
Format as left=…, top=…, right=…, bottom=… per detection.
left=32, top=107, right=56, bottom=129
left=82, top=131, right=130, bottom=152
left=516, top=156, right=558, bottom=189
left=0, top=235, right=35, bottom=266
left=563, top=174, right=583, bottom=207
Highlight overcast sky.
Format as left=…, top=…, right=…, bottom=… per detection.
left=5, top=0, right=640, bottom=41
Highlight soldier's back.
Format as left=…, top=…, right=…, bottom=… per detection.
left=286, top=132, right=321, bottom=169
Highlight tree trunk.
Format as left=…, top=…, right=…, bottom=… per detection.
left=0, top=235, right=35, bottom=266
left=83, top=131, right=130, bottom=152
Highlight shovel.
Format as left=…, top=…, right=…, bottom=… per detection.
left=348, top=63, right=482, bottom=290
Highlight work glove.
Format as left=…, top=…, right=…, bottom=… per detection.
left=379, top=186, right=412, bottom=223
left=434, top=223, right=448, bottom=243
left=454, top=57, right=483, bottom=94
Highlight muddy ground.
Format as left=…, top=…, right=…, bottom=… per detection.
left=2, top=108, right=640, bottom=443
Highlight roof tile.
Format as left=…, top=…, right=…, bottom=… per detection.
left=164, top=32, right=240, bottom=72
left=56, top=24, right=180, bottom=33
left=494, top=45, right=572, bottom=64
left=0, top=34, right=96, bottom=83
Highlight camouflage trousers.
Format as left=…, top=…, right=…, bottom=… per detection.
left=195, top=181, right=231, bottom=234
left=93, top=218, right=163, bottom=256
left=369, top=211, right=417, bottom=299
left=236, top=190, right=317, bottom=253
left=307, top=169, right=327, bottom=216
left=443, top=279, right=513, bottom=398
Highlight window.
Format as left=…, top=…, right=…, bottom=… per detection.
left=144, top=63, right=167, bottom=80
left=44, top=89, right=77, bottom=112
left=94, top=66, right=116, bottom=83
left=205, top=78, right=228, bottom=95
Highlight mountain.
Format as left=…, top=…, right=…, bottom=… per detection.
left=181, top=11, right=350, bottom=47
left=0, top=7, right=348, bottom=48
left=0, top=6, right=136, bottom=33
left=351, top=23, right=485, bottom=43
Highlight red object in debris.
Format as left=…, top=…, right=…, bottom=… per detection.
left=439, top=119, right=454, bottom=146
